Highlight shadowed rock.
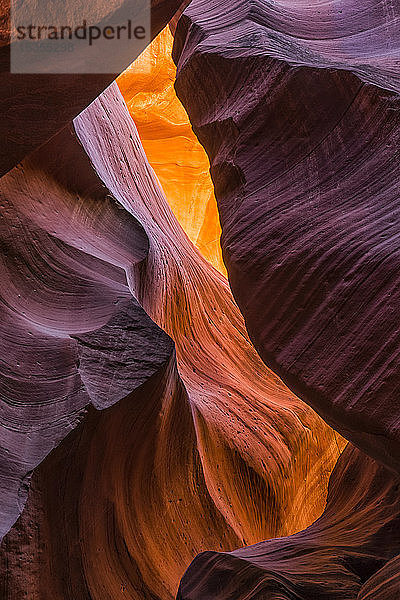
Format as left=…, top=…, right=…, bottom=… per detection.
left=174, top=0, right=400, bottom=474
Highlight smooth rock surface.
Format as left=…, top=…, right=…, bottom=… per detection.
left=0, top=82, right=342, bottom=598
left=0, top=122, right=170, bottom=539
left=174, top=0, right=400, bottom=473
left=178, top=445, right=400, bottom=599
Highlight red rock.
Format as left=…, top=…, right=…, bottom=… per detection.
left=174, top=0, right=400, bottom=473
left=0, top=82, right=341, bottom=598
left=172, top=1, right=400, bottom=596
left=177, top=445, right=400, bottom=599
left=0, top=123, right=169, bottom=539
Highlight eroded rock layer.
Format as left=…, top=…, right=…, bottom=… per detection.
left=177, top=445, right=400, bottom=599
left=0, top=83, right=342, bottom=598
left=173, top=0, right=400, bottom=474
left=2, top=0, right=399, bottom=594
left=0, top=123, right=169, bottom=539
left=171, top=0, right=400, bottom=596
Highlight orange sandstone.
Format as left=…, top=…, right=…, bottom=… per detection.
left=117, top=27, right=226, bottom=275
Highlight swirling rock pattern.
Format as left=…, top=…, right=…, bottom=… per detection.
left=358, top=555, right=400, bottom=599
left=0, top=123, right=171, bottom=539
left=177, top=445, right=400, bottom=599
left=2, top=0, right=399, bottom=595
left=173, top=0, right=400, bottom=474
left=0, top=82, right=342, bottom=598
left=172, top=0, right=400, bottom=596
left=76, top=84, right=342, bottom=544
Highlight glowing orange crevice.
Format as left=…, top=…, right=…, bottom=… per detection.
left=117, top=27, right=227, bottom=275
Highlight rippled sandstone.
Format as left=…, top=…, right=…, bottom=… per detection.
left=172, top=0, right=400, bottom=596
left=1, top=0, right=399, bottom=596
left=0, top=82, right=341, bottom=598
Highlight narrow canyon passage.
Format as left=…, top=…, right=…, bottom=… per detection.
left=0, top=32, right=342, bottom=599
left=75, top=80, right=344, bottom=596
left=118, top=26, right=226, bottom=275
left=1, top=2, right=399, bottom=598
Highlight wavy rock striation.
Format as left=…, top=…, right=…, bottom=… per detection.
left=177, top=445, right=400, bottom=599
left=172, top=0, right=400, bottom=596
left=0, top=82, right=341, bottom=598
left=0, top=123, right=170, bottom=539
left=173, top=0, right=400, bottom=474
left=75, top=83, right=342, bottom=545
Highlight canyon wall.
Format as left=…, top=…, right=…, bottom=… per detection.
left=0, top=0, right=399, bottom=596
left=171, top=0, right=400, bottom=596
left=0, top=82, right=341, bottom=598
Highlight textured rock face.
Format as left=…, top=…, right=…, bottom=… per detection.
left=0, top=83, right=341, bottom=598
left=0, top=123, right=168, bottom=539
left=173, top=0, right=400, bottom=474
left=177, top=445, right=400, bottom=599
left=171, top=0, right=400, bottom=596
left=358, top=555, right=400, bottom=599
left=0, top=0, right=187, bottom=178
left=173, top=0, right=400, bottom=93
left=1, top=1, right=399, bottom=596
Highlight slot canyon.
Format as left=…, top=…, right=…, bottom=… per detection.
left=0, top=1, right=399, bottom=599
